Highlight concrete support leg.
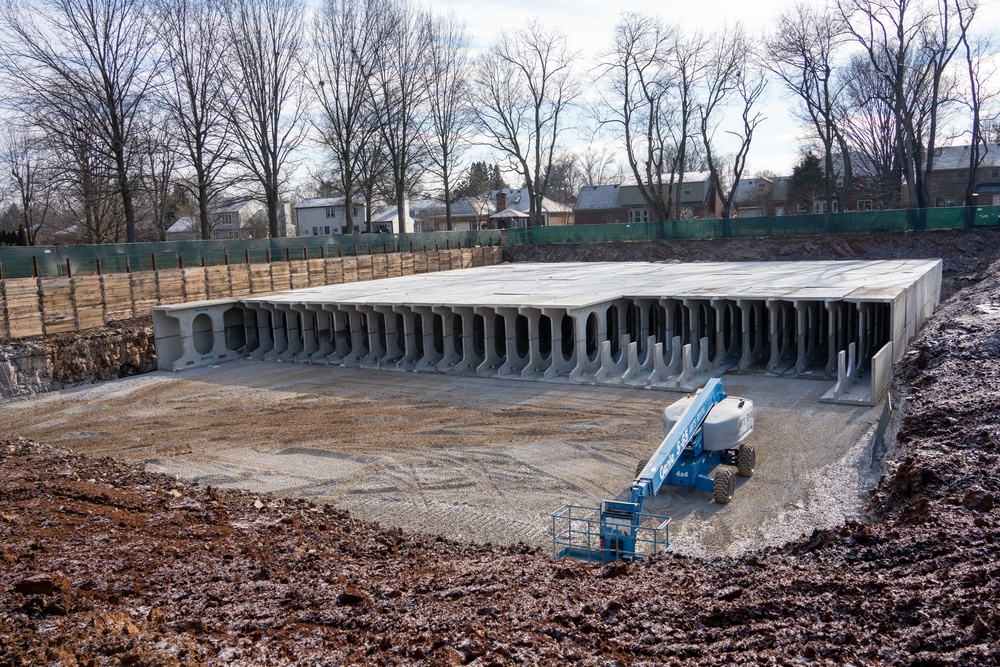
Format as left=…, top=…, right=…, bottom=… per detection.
left=340, top=308, right=369, bottom=367
left=412, top=306, right=443, bottom=372
left=519, top=308, right=550, bottom=378
left=374, top=306, right=404, bottom=366
left=543, top=310, right=576, bottom=380
left=307, top=305, right=336, bottom=363
left=450, top=307, right=483, bottom=374
left=395, top=308, right=421, bottom=370
left=324, top=306, right=352, bottom=364
left=263, top=305, right=288, bottom=361
left=595, top=334, right=630, bottom=384
left=569, top=309, right=603, bottom=382
left=475, top=309, right=505, bottom=376
left=497, top=309, right=528, bottom=377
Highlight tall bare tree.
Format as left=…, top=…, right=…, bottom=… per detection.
left=223, top=0, right=307, bottom=238
left=666, top=28, right=709, bottom=219
left=137, top=113, right=180, bottom=241
left=594, top=13, right=677, bottom=222
left=159, top=0, right=233, bottom=240
left=425, top=12, right=473, bottom=230
left=699, top=25, right=766, bottom=219
left=767, top=2, right=851, bottom=214
left=957, top=3, right=996, bottom=208
left=840, top=0, right=976, bottom=209
left=473, top=21, right=580, bottom=226
left=309, top=0, right=378, bottom=234
left=361, top=0, right=432, bottom=231
left=0, top=0, right=161, bottom=243
left=0, top=126, right=54, bottom=245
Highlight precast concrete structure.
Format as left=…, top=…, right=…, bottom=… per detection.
left=153, top=261, right=941, bottom=405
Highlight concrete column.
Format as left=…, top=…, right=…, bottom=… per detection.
left=826, top=301, right=840, bottom=376
left=433, top=307, right=462, bottom=372
left=412, top=306, right=443, bottom=372
left=518, top=307, right=551, bottom=378
left=375, top=306, right=405, bottom=366
left=246, top=303, right=273, bottom=360
left=287, top=304, right=315, bottom=362
left=306, top=304, right=336, bottom=363
left=323, top=305, right=353, bottom=364
left=497, top=308, right=528, bottom=377
left=794, top=301, right=810, bottom=374
left=543, top=309, right=575, bottom=380
left=450, top=307, right=482, bottom=374
left=569, top=308, right=603, bottom=382
left=475, top=308, right=504, bottom=376
left=263, top=304, right=288, bottom=361
left=395, top=307, right=421, bottom=370
left=340, top=307, right=369, bottom=367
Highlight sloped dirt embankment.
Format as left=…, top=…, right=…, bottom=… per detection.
left=1, top=263, right=998, bottom=664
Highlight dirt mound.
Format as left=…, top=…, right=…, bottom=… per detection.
left=3, top=261, right=1000, bottom=663
left=504, top=227, right=1000, bottom=297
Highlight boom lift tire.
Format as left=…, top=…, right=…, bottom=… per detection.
left=737, top=444, right=756, bottom=478
left=713, top=468, right=735, bottom=504
left=636, top=458, right=649, bottom=477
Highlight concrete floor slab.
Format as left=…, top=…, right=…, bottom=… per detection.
left=0, top=361, right=883, bottom=558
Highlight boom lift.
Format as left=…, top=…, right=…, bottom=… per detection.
left=551, top=377, right=755, bottom=561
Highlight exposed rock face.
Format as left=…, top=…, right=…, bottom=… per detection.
left=0, top=318, right=155, bottom=396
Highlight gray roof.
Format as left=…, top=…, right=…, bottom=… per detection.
left=484, top=188, right=572, bottom=214
left=448, top=196, right=495, bottom=217
left=574, top=184, right=621, bottom=211
left=295, top=197, right=364, bottom=209
left=931, top=144, right=1000, bottom=170
left=734, top=177, right=791, bottom=205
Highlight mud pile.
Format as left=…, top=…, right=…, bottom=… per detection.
left=2, top=265, right=999, bottom=664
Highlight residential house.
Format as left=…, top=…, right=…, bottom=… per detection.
left=425, top=196, right=495, bottom=231
left=165, top=216, right=199, bottom=241
left=921, top=144, right=1000, bottom=207
left=573, top=173, right=720, bottom=224
left=733, top=176, right=792, bottom=217
left=295, top=197, right=367, bottom=236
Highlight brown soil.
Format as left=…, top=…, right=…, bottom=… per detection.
left=3, top=255, right=1000, bottom=664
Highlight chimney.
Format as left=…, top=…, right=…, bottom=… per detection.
left=496, top=191, right=507, bottom=212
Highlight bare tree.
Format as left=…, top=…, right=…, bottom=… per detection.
left=666, top=28, right=709, bottom=219
left=0, top=127, right=55, bottom=245
left=159, top=0, right=234, bottom=240
left=473, top=21, right=580, bottom=226
left=137, top=113, right=180, bottom=241
left=309, top=0, right=378, bottom=234
left=361, top=0, right=432, bottom=232
left=579, top=144, right=624, bottom=186
left=957, top=4, right=996, bottom=208
left=699, top=26, right=767, bottom=219
left=594, top=13, right=676, bottom=222
left=840, top=0, right=976, bottom=209
left=222, top=0, right=307, bottom=238
left=0, top=0, right=161, bottom=242
left=767, top=2, right=852, bottom=214
left=841, top=52, right=905, bottom=209
left=425, top=12, right=473, bottom=231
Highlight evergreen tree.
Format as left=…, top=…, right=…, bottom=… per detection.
left=452, top=162, right=508, bottom=200
left=790, top=152, right=824, bottom=213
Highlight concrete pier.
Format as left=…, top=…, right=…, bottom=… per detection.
left=153, top=260, right=942, bottom=405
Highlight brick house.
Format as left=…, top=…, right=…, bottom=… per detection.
left=920, top=145, right=1000, bottom=207
left=573, top=173, right=721, bottom=224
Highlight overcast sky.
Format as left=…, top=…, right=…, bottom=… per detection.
left=433, top=0, right=1000, bottom=179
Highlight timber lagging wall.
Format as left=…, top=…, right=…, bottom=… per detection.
left=0, top=247, right=502, bottom=339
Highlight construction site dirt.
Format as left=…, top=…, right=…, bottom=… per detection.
left=2, top=231, right=1000, bottom=664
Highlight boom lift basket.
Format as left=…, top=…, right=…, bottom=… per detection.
left=550, top=504, right=670, bottom=562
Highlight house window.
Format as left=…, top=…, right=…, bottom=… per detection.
left=991, top=168, right=999, bottom=179
left=324, top=226, right=330, bottom=235
left=312, top=226, right=318, bottom=235
left=797, top=203, right=808, bottom=214
left=814, top=200, right=839, bottom=214
left=325, top=207, right=335, bottom=218
left=857, top=200, right=873, bottom=212
left=352, top=207, right=359, bottom=217
left=628, top=209, right=649, bottom=223
left=953, top=170, right=966, bottom=183
left=682, top=186, right=692, bottom=196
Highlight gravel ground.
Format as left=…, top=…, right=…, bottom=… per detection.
left=0, top=365, right=879, bottom=558
left=1, top=262, right=998, bottom=664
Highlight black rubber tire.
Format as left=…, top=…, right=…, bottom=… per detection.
left=713, top=468, right=735, bottom=504
left=636, top=458, right=650, bottom=477
left=737, top=444, right=756, bottom=478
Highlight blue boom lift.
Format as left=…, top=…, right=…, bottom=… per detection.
left=551, top=377, right=755, bottom=561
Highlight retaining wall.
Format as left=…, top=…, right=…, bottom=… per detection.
left=0, top=247, right=502, bottom=340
